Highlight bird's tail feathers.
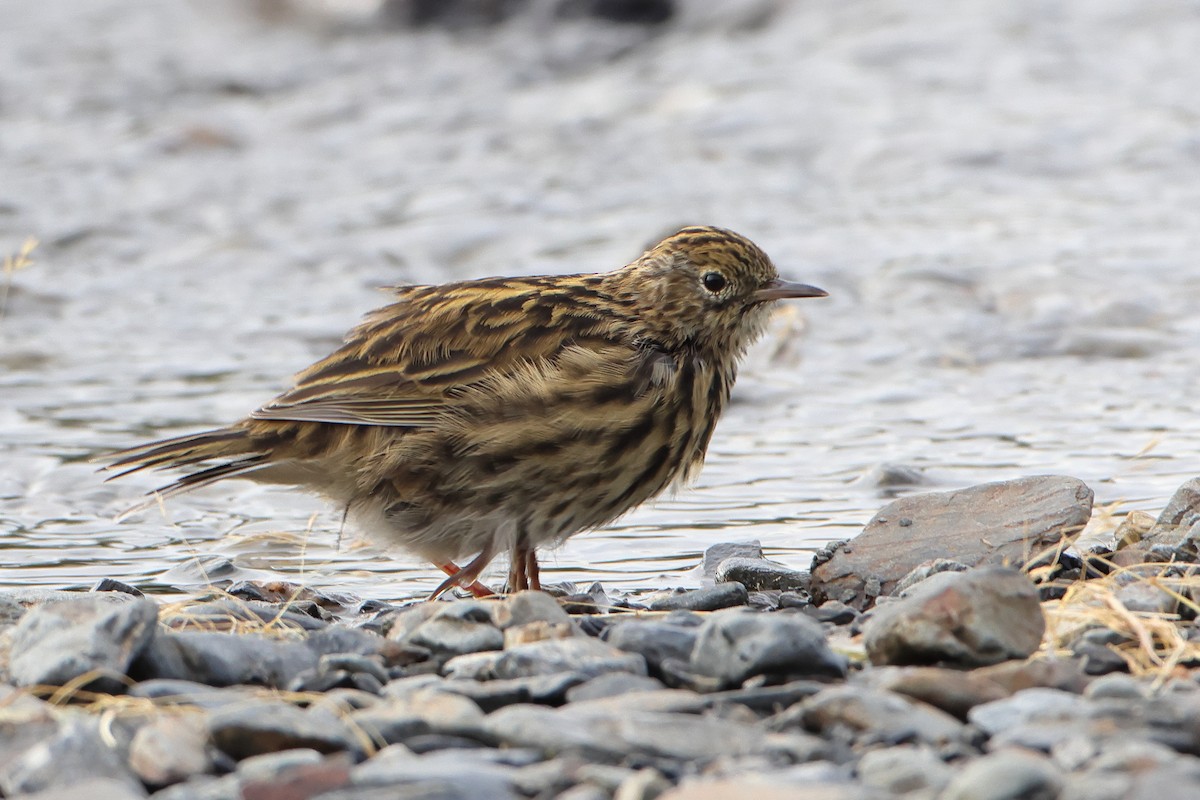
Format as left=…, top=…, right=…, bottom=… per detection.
left=99, top=427, right=272, bottom=519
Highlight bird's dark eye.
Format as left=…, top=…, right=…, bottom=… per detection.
left=701, top=272, right=727, bottom=293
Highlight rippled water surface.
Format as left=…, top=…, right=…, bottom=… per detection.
left=2, top=0, right=1199, bottom=602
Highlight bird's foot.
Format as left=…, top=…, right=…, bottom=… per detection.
left=433, top=558, right=496, bottom=600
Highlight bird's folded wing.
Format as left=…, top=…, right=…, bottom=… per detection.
left=247, top=278, right=642, bottom=429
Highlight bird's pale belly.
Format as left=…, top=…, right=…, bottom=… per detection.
left=358, top=369, right=722, bottom=563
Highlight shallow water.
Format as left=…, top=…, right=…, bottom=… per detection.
left=2, top=1, right=1199, bottom=602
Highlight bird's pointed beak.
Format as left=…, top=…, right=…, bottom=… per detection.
left=753, top=279, right=828, bottom=303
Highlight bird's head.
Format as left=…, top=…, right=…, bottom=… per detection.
left=622, top=226, right=827, bottom=357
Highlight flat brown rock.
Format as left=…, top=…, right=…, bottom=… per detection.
left=812, top=476, right=1093, bottom=608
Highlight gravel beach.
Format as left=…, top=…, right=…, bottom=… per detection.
left=4, top=473, right=1200, bottom=798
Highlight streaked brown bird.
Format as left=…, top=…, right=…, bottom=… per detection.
left=103, top=226, right=827, bottom=598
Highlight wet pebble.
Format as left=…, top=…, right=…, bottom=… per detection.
left=803, top=600, right=859, bottom=626
left=714, top=556, right=809, bottom=592
left=688, top=608, right=847, bottom=688
left=602, top=612, right=701, bottom=675
left=702, top=541, right=764, bottom=579
left=646, top=582, right=749, bottom=611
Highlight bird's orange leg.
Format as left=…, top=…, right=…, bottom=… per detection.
left=508, top=547, right=528, bottom=592
left=525, top=547, right=541, bottom=592
left=433, top=558, right=496, bottom=599
left=508, top=544, right=541, bottom=593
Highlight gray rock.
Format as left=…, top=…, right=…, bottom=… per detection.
left=1083, top=673, right=1150, bottom=700
left=707, top=679, right=828, bottom=714
left=647, top=582, right=749, bottom=612
left=320, top=653, right=391, bottom=686
left=782, top=685, right=966, bottom=747
left=603, top=615, right=700, bottom=673
left=565, top=671, right=665, bottom=702
left=127, top=678, right=259, bottom=710
left=811, top=476, right=1093, bottom=608
left=1060, top=761, right=1200, bottom=800
left=556, top=785, right=610, bottom=800
left=564, top=688, right=711, bottom=715
left=855, top=744, right=953, bottom=794
left=614, top=767, right=672, bottom=800
left=129, top=715, right=213, bottom=787
left=0, top=688, right=59, bottom=779
left=133, top=630, right=319, bottom=688
left=1114, top=580, right=1179, bottom=614
left=803, top=600, right=859, bottom=626
left=143, top=773, right=239, bottom=800
left=0, top=594, right=28, bottom=629
left=968, top=687, right=1084, bottom=737
left=483, top=704, right=770, bottom=763
left=439, top=671, right=586, bottom=710
left=1150, top=477, right=1200, bottom=536
left=655, top=772, right=875, bottom=799
left=490, top=591, right=572, bottom=629
left=702, top=541, right=764, bottom=580
left=383, top=602, right=444, bottom=642
left=861, top=665, right=1012, bottom=720
left=380, top=674, right=448, bottom=699
left=863, top=567, right=1045, bottom=667
left=405, top=602, right=505, bottom=657
left=8, top=597, right=157, bottom=689
left=0, top=588, right=139, bottom=610
left=892, top=558, right=969, bottom=595
left=348, top=746, right=518, bottom=800
left=714, top=557, right=810, bottom=592
left=234, top=749, right=354, bottom=798
left=939, top=749, right=1063, bottom=800
left=306, top=625, right=428, bottom=668
left=1069, top=626, right=1131, bottom=675
left=490, top=636, right=648, bottom=680
left=163, top=599, right=327, bottom=633
left=349, top=688, right=488, bottom=746
left=234, top=748, right=326, bottom=781
left=511, top=756, right=576, bottom=797
left=14, top=777, right=148, bottom=800
left=689, top=608, right=847, bottom=688
left=1087, top=739, right=1182, bottom=772
left=441, top=650, right=506, bottom=680
left=208, top=700, right=356, bottom=759
left=0, top=718, right=144, bottom=797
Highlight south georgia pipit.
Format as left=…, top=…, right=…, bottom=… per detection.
left=103, top=226, right=828, bottom=599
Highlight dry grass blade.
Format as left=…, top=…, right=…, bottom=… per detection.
left=1040, top=560, right=1200, bottom=680
left=1, top=236, right=38, bottom=322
